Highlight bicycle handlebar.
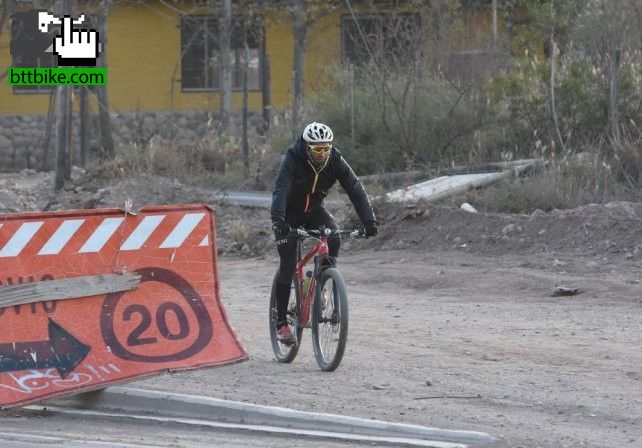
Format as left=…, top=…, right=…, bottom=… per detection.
left=290, top=228, right=366, bottom=239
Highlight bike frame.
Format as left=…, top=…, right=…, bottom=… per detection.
left=286, top=228, right=362, bottom=330
left=294, top=235, right=328, bottom=327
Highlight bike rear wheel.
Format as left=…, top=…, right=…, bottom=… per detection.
left=269, top=272, right=303, bottom=363
left=311, top=267, right=348, bottom=371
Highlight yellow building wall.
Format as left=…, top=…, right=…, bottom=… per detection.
left=105, top=1, right=267, bottom=112
left=306, top=9, right=343, bottom=94
left=265, top=7, right=343, bottom=106
left=0, top=1, right=268, bottom=116
left=264, top=9, right=293, bottom=110
left=0, top=1, right=501, bottom=117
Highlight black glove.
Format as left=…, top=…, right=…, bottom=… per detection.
left=272, top=220, right=290, bottom=237
left=363, top=222, right=378, bottom=238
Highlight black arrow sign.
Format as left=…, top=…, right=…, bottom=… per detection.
left=0, top=318, right=90, bottom=378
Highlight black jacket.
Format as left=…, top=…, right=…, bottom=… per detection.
left=271, top=135, right=377, bottom=225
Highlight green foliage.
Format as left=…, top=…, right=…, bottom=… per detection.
left=307, top=63, right=488, bottom=174
left=519, top=0, right=585, bottom=32
left=262, top=0, right=642, bottom=212
left=486, top=51, right=640, bottom=158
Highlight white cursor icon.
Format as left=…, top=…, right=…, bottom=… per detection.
left=38, top=12, right=100, bottom=66
left=38, top=11, right=85, bottom=33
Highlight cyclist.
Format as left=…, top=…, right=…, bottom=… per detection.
left=271, top=122, right=378, bottom=345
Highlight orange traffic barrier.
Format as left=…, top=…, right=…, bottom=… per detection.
left=0, top=204, right=247, bottom=409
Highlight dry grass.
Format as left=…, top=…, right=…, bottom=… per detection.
left=86, top=130, right=272, bottom=188
left=228, top=218, right=251, bottom=245
left=460, top=151, right=641, bottom=214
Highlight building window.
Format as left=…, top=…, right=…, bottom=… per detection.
left=10, top=10, right=57, bottom=93
left=181, top=15, right=261, bottom=91
left=341, top=13, right=421, bottom=66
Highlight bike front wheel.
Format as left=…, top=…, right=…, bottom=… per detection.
left=311, top=267, right=348, bottom=371
left=269, top=272, right=303, bottom=363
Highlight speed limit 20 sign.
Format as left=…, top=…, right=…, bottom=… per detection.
left=0, top=204, right=247, bottom=409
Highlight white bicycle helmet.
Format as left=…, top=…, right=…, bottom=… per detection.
left=302, top=122, right=333, bottom=143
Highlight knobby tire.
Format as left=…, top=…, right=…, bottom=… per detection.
left=269, top=271, right=303, bottom=363
left=311, top=267, right=348, bottom=371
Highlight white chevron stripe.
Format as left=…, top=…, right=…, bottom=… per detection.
left=0, top=222, right=44, bottom=257
left=159, top=213, right=205, bottom=248
left=79, top=217, right=124, bottom=253
left=121, top=215, right=165, bottom=250
left=38, top=219, right=85, bottom=255
left=199, top=235, right=209, bottom=246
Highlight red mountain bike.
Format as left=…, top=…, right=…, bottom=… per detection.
left=269, top=228, right=364, bottom=371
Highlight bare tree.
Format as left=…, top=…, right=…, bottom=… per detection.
left=54, top=0, right=72, bottom=190
left=96, top=0, right=114, bottom=159
left=492, top=0, right=498, bottom=48
left=429, top=0, right=452, bottom=73
left=632, top=0, right=642, bottom=121
left=79, top=86, right=89, bottom=167
left=261, top=27, right=271, bottom=132
left=214, top=0, right=232, bottom=132
left=242, top=25, right=250, bottom=175
left=291, top=0, right=306, bottom=130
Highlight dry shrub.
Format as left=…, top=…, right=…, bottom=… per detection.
left=228, top=218, right=251, bottom=245
left=82, top=148, right=149, bottom=184
left=462, top=151, right=641, bottom=214
left=86, top=130, right=256, bottom=187
left=340, top=180, right=404, bottom=231
left=610, top=132, right=642, bottom=190
left=147, top=133, right=242, bottom=182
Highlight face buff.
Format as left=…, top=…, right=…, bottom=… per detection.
left=304, top=146, right=331, bottom=212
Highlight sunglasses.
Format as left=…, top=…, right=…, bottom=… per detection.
left=309, top=143, right=331, bottom=154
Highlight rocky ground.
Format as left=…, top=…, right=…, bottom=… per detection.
left=0, top=169, right=640, bottom=447
left=1, top=168, right=640, bottom=264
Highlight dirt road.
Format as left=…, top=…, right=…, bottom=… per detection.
left=136, top=248, right=642, bottom=448
left=1, top=171, right=639, bottom=446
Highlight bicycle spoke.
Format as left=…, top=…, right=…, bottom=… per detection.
left=317, top=278, right=341, bottom=360
left=312, top=268, right=348, bottom=371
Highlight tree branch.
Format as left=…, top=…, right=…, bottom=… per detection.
left=438, top=125, right=480, bottom=158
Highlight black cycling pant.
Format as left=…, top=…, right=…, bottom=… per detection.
left=274, top=206, right=339, bottom=326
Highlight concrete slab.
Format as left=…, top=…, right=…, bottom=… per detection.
left=42, top=387, right=496, bottom=447
left=387, top=173, right=505, bottom=202
left=386, top=160, right=537, bottom=203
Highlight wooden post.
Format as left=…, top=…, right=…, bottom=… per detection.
left=65, top=85, right=72, bottom=181
left=0, top=272, right=141, bottom=308
left=349, top=63, right=355, bottom=148
left=217, top=0, right=232, bottom=133
left=492, top=0, right=498, bottom=48
left=96, top=0, right=114, bottom=159
left=54, top=87, right=70, bottom=190
left=54, top=0, right=72, bottom=190
left=292, top=0, right=306, bottom=131
left=609, top=48, right=621, bottom=141
left=41, top=90, right=56, bottom=171
left=549, top=38, right=566, bottom=153
left=261, top=32, right=271, bottom=132
left=79, top=86, right=89, bottom=167
left=242, top=30, right=250, bottom=176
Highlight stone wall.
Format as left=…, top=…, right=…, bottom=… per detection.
left=0, top=110, right=266, bottom=171
left=0, top=115, right=48, bottom=170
